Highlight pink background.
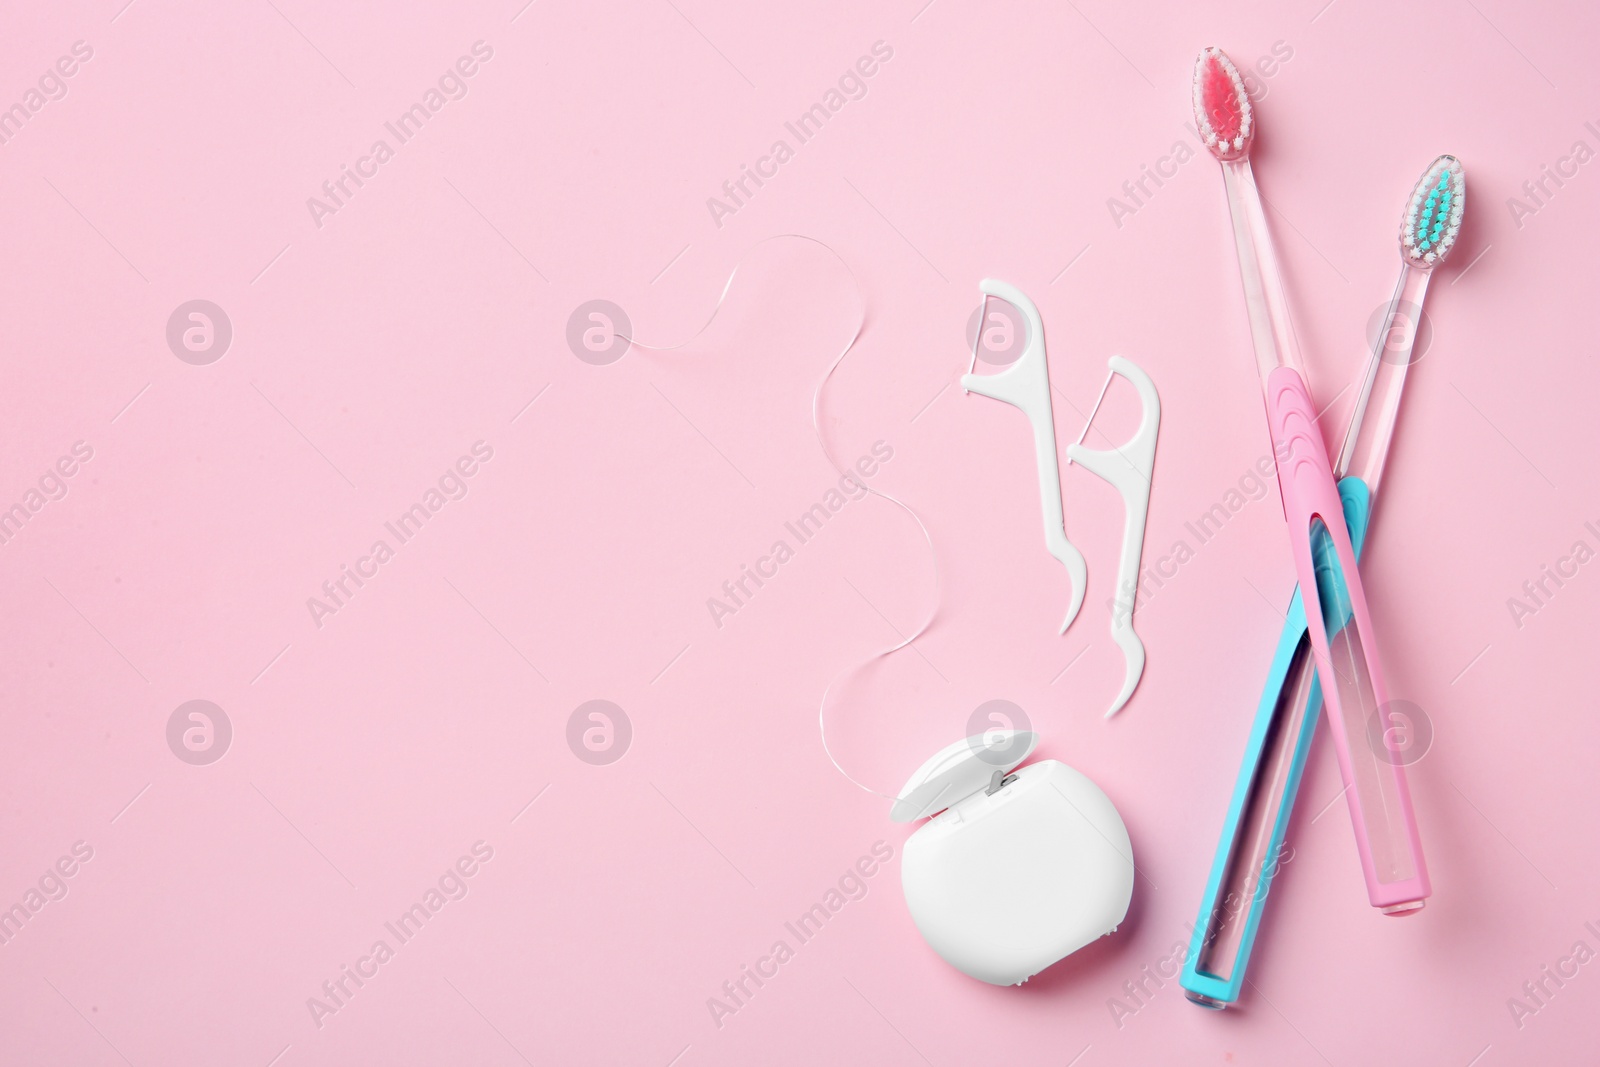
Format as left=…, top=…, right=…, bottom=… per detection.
left=2, top=0, right=1597, bottom=1063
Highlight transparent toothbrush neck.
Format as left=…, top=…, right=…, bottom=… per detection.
left=1221, top=158, right=1312, bottom=392
left=1334, top=263, right=1432, bottom=491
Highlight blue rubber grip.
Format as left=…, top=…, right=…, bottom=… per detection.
left=1180, top=477, right=1372, bottom=1007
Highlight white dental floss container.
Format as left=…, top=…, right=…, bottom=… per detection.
left=893, top=731, right=1135, bottom=985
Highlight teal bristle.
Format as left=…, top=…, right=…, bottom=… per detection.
left=1402, top=155, right=1465, bottom=266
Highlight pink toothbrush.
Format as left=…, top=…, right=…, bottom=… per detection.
left=1193, top=47, right=1429, bottom=913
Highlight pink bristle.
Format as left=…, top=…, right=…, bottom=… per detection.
left=1192, top=47, right=1253, bottom=160
left=1201, top=57, right=1243, bottom=142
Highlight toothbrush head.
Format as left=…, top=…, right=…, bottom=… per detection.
left=1193, top=47, right=1252, bottom=161
left=1401, top=155, right=1465, bottom=268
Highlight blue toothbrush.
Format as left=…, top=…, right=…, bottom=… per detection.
left=1182, top=155, right=1467, bottom=1006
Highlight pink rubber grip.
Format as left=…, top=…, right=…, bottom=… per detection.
left=1265, top=367, right=1430, bottom=911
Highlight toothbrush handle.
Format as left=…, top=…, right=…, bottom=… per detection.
left=1182, top=478, right=1371, bottom=1007
left=1266, top=367, right=1429, bottom=911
